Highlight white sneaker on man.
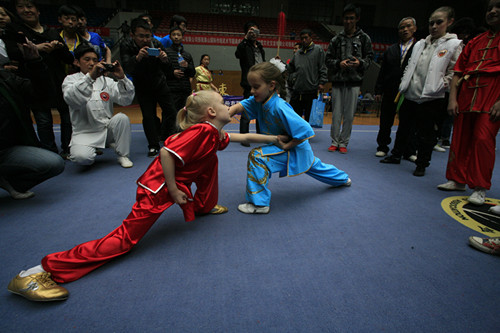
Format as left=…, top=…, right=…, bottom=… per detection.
left=407, top=155, right=417, bottom=162
left=437, top=180, right=466, bottom=191
left=375, top=151, right=386, bottom=157
left=117, top=156, right=133, bottom=168
left=433, top=144, right=446, bottom=152
left=468, top=188, right=486, bottom=205
left=237, top=203, right=270, bottom=214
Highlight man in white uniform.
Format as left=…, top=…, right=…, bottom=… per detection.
left=63, top=44, right=135, bottom=168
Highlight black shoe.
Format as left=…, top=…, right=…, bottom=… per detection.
left=240, top=142, right=250, bottom=147
left=441, top=140, right=450, bottom=148
left=413, top=166, right=425, bottom=177
left=380, top=155, right=401, bottom=164
left=148, top=148, right=159, bottom=157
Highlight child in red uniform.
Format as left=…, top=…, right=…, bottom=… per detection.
left=7, top=90, right=286, bottom=302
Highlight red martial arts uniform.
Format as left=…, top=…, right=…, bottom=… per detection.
left=42, top=122, right=230, bottom=283
left=446, top=31, right=500, bottom=190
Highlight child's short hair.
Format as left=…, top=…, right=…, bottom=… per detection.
left=74, top=43, right=98, bottom=60
left=58, top=4, right=79, bottom=17
left=170, top=15, right=187, bottom=28
left=72, top=5, right=85, bottom=19
left=177, top=90, right=216, bottom=131
left=343, top=3, right=360, bottom=18
left=130, top=17, right=151, bottom=33
left=249, top=62, right=287, bottom=99
left=169, top=26, right=183, bottom=36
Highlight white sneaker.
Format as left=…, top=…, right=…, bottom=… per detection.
left=375, top=151, right=386, bottom=157
left=433, top=144, right=446, bottom=152
left=344, top=178, right=352, bottom=186
left=488, top=205, right=500, bottom=216
left=437, top=180, right=466, bottom=191
left=117, top=156, right=134, bottom=168
left=237, top=202, right=270, bottom=214
left=407, top=155, right=417, bottom=162
left=468, top=188, right=486, bottom=205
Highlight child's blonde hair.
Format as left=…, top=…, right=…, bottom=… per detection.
left=248, top=62, right=287, bottom=99
left=176, top=90, right=216, bottom=130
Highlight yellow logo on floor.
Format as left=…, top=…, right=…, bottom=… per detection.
left=442, top=196, right=500, bottom=237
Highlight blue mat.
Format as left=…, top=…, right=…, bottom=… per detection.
left=1, top=124, right=499, bottom=332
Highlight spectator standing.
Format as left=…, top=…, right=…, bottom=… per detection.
left=75, top=6, right=111, bottom=63
left=159, top=15, right=188, bottom=48
left=63, top=44, right=135, bottom=168
left=326, top=3, right=373, bottom=154
left=235, top=21, right=265, bottom=139
left=120, top=18, right=177, bottom=157
left=194, top=54, right=218, bottom=92
left=164, top=26, right=195, bottom=111
left=437, top=0, right=500, bottom=205
left=287, top=29, right=328, bottom=122
left=374, top=17, right=417, bottom=158
left=383, top=7, right=462, bottom=177
left=11, top=0, right=74, bottom=158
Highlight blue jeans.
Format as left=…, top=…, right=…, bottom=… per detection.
left=0, top=146, right=65, bottom=192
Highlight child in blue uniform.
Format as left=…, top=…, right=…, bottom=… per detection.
left=229, top=62, right=351, bottom=214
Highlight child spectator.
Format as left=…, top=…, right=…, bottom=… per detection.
left=164, top=26, right=195, bottom=111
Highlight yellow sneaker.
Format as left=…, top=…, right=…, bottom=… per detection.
left=7, top=272, right=69, bottom=301
left=209, top=204, right=228, bottom=214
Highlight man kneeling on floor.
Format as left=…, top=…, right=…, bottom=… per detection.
left=63, top=44, right=135, bottom=168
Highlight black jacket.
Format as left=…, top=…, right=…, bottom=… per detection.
left=0, top=58, right=51, bottom=150
left=165, top=44, right=195, bottom=93
left=120, top=37, right=173, bottom=93
left=374, top=41, right=415, bottom=96
left=5, top=23, right=74, bottom=107
left=235, top=38, right=265, bottom=89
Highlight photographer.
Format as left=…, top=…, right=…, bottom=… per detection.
left=235, top=21, right=265, bottom=138
left=120, top=18, right=177, bottom=157
left=63, top=44, right=135, bottom=168
left=325, top=4, right=373, bottom=154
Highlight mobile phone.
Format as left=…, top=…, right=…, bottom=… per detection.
left=147, top=48, right=160, bottom=56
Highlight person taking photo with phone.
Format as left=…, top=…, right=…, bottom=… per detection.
left=120, top=18, right=178, bottom=157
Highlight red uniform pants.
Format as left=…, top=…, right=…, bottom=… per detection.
left=42, top=172, right=218, bottom=283
left=446, top=112, right=500, bottom=190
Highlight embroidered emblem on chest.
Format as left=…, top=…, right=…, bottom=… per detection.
left=100, top=92, right=110, bottom=102
left=437, top=49, right=448, bottom=57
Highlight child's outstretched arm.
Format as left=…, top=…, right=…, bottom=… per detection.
left=229, top=103, right=244, bottom=117
left=160, top=149, right=188, bottom=205
left=230, top=133, right=291, bottom=148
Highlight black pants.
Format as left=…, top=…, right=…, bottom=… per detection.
left=240, top=86, right=260, bottom=133
left=136, top=85, right=178, bottom=150
left=392, top=98, right=445, bottom=168
left=376, top=91, right=398, bottom=154
left=289, top=91, right=317, bottom=122
left=32, top=100, right=72, bottom=154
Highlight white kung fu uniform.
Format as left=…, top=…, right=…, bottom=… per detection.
left=62, top=72, right=135, bottom=165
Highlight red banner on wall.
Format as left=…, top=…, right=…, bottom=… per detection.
left=89, top=27, right=110, bottom=37
left=182, top=34, right=390, bottom=52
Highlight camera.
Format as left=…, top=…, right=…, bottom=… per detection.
left=147, top=48, right=160, bottom=56
left=102, top=63, right=115, bottom=72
